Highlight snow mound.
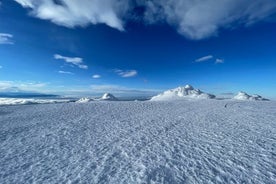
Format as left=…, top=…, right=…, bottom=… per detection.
left=0, top=98, right=70, bottom=105
left=233, top=92, right=269, bottom=101
left=100, top=93, right=118, bottom=101
left=150, top=85, right=215, bottom=101
left=76, top=97, right=94, bottom=103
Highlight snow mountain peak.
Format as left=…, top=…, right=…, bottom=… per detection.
left=184, top=84, right=194, bottom=90
left=101, top=93, right=118, bottom=101
left=151, top=85, right=215, bottom=101
left=233, top=91, right=268, bottom=101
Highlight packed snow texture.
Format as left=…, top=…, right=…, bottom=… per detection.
left=100, top=93, right=118, bottom=101
left=0, top=100, right=275, bottom=183
left=0, top=98, right=70, bottom=105
left=151, top=85, right=215, bottom=101
left=233, top=92, right=269, bottom=101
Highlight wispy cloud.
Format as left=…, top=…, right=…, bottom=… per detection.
left=14, top=0, right=127, bottom=31
left=92, top=74, right=101, bottom=79
left=0, top=33, right=14, bottom=44
left=58, top=70, right=74, bottom=75
left=0, top=81, right=48, bottom=92
left=215, top=59, right=224, bottom=64
left=54, top=54, right=88, bottom=69
left=89, top=84, right=160, bottom=96
left=195, top=55, right=214, bottom=62
left=114, top=69, right=138, bottom=78
left=143, top=0, right=276, bottom=40
left=14, top=0, right=276, bottom=40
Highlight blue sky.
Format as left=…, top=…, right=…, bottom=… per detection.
left=0, top=0, right=276, bottom=98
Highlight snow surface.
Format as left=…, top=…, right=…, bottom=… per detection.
left=76, top=97, right=94, bottom=103
left=151, top=85, right=215, bottom=101
left=0, top=100, right=275, bottom=183
left=0, top=98, right=71, bottom=105
left=100, top=93, right=118, bottom=101
left=233, top=92, right=269, bottom=101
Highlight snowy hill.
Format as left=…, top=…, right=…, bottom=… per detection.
left=233, top=92, right=269, bottom=101
left=150, top=85, right=215, bottom=101
left=76, top=97, right=94, bottom=103
left=100, top=93, right=118, bottom=101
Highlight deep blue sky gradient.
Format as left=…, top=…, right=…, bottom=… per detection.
left=0, top=1, right=276, bottom=98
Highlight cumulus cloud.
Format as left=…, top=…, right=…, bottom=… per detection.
left=0, top=33, right=14, bottom=44
left=14, top=0, right=276, bottom=40
left=195, top=55, right=213, bottom=62
left=54, top=54, right=88, bottom=69
left=215, top=58, right=224, bottom=64
left=114, top=69, right=138, bottom=78
left=58, top=70, right=74, bottom=75
left=14, top=0, right=129, bottom=31
left=92, top=74, right=101, bottom=79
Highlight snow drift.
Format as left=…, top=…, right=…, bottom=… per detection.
left=233, top=92, right=269, bottom=101
left=100, top=93, right=118, bottom=101
left=150, top=85, right=215, bottom=101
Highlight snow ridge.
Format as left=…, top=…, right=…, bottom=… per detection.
left=233, top=92, right=269, bottom=101
left=0, top=98, right=70, bottom=105
left=150, top=85, right=215, bottom=101
left=76, top=97, right=94, bottom=103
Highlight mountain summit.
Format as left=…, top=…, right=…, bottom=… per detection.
left=150, top=85, right=215, bottom=101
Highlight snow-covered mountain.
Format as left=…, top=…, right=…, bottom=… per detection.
left=233, top=92, right=269, bottom=101
left=100, top=93, right=118, bottom=101
left=150, top=85, right=215, bottom=101
left=76, top=97, right=94, bottom=103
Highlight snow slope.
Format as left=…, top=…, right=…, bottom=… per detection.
left=233, top=92, right=269, bottom=101
left=0, top=100, right=275, bottom=183
left=0, top=98, right=70, bottom=105
left=100, top=93, right=118, bottom=101
left=151, top=85, right=215, bottom=101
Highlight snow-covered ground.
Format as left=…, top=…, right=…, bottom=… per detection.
left=0, top=100, right=275, bottom=183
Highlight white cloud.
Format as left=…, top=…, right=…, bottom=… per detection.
left=14, top=0, right=128, bottom=31
left=114, top=69, right=138, bottom=78
left=54, top=54, right=88, bottom=69
left=92, top=74, right=101, bottom=79
left=195, top=55, right=213, bottom=62
left=215, top=58, right=224, bottom=64
left=14, top=0, right=276, bottom=40
left=58, top=70, right=74, bottom=75
left=0, top=33, right=14, bottom=44
left=143, top=0, right=276, bottom=40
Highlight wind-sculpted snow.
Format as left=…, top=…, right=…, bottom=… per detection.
left=0, top=100, right=275, bottom=183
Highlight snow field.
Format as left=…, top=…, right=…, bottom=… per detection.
left=0, top=100, right=275, bottom=183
